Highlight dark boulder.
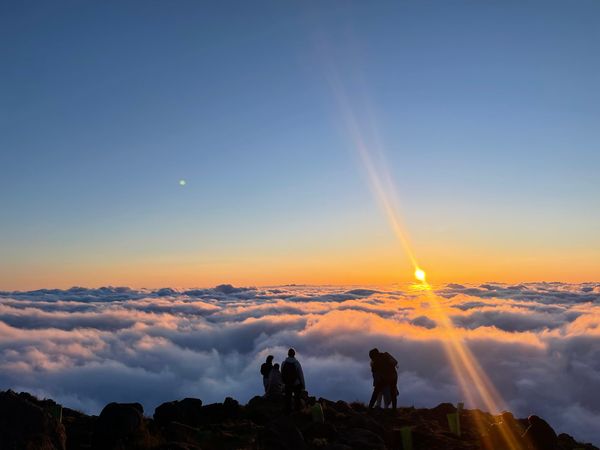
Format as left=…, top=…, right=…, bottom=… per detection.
left=523, top=415, right=558, bottom=450
left=333, top=401, right=353, bottom=415
left=485, top=421, right=525, bottom=450
left=246, top=395, right=284, bottom=424
left=478, top=411, right=528, bottom=449
left=203, top=419, right=262, bottom=449
left=339, top=427, right=386, bottom=450
left=223, top=396, right=241, bottom=419
left=346, top=412, right=386, bottom=437
left=350, top=402, right=368, bottom=413
left=164, top=421, right=204, bottom=445
left=193, top=397, right=241, bottom=425
left=557, top=433, right=598, bottom=450
left=430, top=402, right=457, bottom=426
left=62, top=407, right=95, bottom=450
left=557, top=433, right=579, bottom=450
left=155, top=396, right=243, bottom=430
left=92, top=402, right=145, bottom=449
left=261, top=417, right=306, bottom=450
left=154, top=398, right=203, bottom=427
left=0, top=390, right=66, bottom=450
left=198, top=403, right=228, bottom=424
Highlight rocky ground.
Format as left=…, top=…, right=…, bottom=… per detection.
left=0, top=390, right=597, bottom=450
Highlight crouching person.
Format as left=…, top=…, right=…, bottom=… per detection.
left=266, top=363, right=284, bottom=399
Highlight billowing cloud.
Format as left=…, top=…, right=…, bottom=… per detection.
left=0, top=283, right=599, bottom=444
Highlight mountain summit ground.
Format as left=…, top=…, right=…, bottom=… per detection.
left=0, top=390, right=596, bottom=450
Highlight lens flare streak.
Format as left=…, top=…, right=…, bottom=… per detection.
left=325, top=59, right=526, bottom=449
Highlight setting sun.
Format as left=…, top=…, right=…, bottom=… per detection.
left=415, top=268, right=426, bottom=282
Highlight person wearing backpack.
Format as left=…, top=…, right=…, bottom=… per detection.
left=368, top=348, right=398, bottom=411
left=371, top=359, right=393, bottom=408
left=281, top=348, right=305, bottom=412
left=260, top=355, right=274, bottom=393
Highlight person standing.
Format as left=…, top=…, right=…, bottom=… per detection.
left=281, top=348, right=305, bottom=412
left=368, top=348, right=398, bottom=410
left=260, top=355, right=274, bottom=393
left=371, top=359, right=393, bottom=408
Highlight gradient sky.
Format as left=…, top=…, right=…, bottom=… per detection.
left=1, top=1, right=599, bottom=289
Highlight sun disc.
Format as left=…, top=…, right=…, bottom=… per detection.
left=415, top=268, right=426, bottom=282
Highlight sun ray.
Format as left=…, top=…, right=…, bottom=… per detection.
left=323, top=58, right=526, bottom=449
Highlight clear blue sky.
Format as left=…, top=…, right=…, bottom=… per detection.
left=1, top=1, right=599, bottom=288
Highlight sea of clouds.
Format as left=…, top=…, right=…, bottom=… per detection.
left=0, top=283, right=599, bottom=444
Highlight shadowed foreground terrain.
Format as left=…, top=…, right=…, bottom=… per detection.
left=0, top=390, right=597, bottom=450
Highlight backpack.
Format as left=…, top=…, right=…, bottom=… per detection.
left=281, top=361, right=298, bottom=385
left=380, top=353, right=398, bottom=379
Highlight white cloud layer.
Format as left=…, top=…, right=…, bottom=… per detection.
left=0, top=283, right=599, bottom=444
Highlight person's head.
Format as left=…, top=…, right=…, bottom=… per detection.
left=368, top=348, right=380, bottom=360
left=266, top=355, right=274, bottom=363
left=273, top=363, right=280, bottom=371
left=288, top=348, right=296, bottom=357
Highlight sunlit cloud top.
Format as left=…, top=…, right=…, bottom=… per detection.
left=0, top=282, right=599, bottom=443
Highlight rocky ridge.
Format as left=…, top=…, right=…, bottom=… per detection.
left=0, top=390, right=596, bottom=450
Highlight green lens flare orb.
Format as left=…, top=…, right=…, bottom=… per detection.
left=179, top=179, right=186, bottom=186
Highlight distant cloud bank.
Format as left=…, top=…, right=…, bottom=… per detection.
left=0, top=283, right=599, bottom=444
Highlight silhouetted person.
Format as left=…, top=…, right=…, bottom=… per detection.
left=522, top=415, right=558, bottom=450
left=260, top=355, right=274, bottom=393
left=371, top=358, right=394, bottom=408
left=368, top=348, right=398, bottom=410
left=266, top=363, right=284, bottom=398
left=281, top=348, right=305, bottom=413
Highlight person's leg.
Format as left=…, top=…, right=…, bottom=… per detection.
left=284, top=385, right=292, bottom=413
left=369, top=383, right=383, bottom=408
left=383, top=386, right=391, bottom=408
left=263, top=377, right=268, bottom=393
left=293, top=385, right=302, bottom=411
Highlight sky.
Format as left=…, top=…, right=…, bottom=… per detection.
left=1, top=1, right=599, bottom=289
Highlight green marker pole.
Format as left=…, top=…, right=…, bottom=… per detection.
left=447, top=413, right=459, bottom=436
left=456, top=402, right=463, bottom=436
left=311, top=403, right=324, bottom=424
left=400, top=426, right=413, bottom=450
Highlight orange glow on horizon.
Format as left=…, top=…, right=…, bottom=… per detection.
left=1, top=244, right=598, bottom=291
